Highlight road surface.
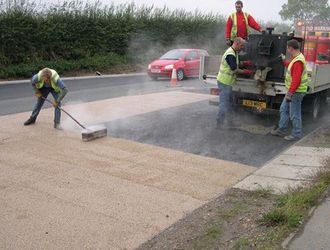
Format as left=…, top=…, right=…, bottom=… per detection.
left=1, top=75, right=328, bottom=167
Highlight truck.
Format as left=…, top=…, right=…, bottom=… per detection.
left=199, top=28, right=330, bottom=120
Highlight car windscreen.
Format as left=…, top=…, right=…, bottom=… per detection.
left=160, top=50, right=185, bottom=60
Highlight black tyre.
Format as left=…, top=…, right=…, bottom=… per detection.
left=311, top=94, right=321, bottom=121
left=177, top=69, right=185, bottom=81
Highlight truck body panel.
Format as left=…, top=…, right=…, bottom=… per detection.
left=199, top=54, right=330, bottom=117
left=200, top=55, right=330, bottom=95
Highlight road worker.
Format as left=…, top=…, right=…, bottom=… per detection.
left=271, top=40, right=308, bottom=140
left=216, top=37, right=253, bottom=127
left=226, top=0, right=263, bottom=46
left=24, top=68, right=68, bottom=129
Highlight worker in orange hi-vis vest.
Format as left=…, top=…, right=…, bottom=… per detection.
left=225, top=0, right=263, bottom=46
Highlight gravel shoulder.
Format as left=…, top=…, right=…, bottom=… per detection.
left=137, top=188, right=277, bottom=250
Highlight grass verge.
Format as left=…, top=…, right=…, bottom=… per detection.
left=235, top=158, right=330, bottom=250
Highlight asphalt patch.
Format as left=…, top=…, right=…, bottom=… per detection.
left=105, top=100, right=292, bottom=167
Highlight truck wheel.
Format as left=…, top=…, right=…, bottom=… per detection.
left=177, top=69, right=185, bottom=81
left=311, top=94, right=321, bottom=120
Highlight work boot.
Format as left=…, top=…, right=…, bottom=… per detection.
left=54, top=123, right=63, bottom=130
left=284, top=135, right=298, bottom=141
left=270, top=128, right=287, bottom=137
left=24, top=117, right=36, bottom=126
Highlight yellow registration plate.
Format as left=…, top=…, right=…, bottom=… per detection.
left=242, top=99, right=267, bottom=109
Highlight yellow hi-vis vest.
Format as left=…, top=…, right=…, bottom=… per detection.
left=36, top=68, right=61, bottom=92
left=285, top=53, right=308, bottom=93
left=217, top=47, right=239, bottom=86
left=230, top=12, right=250, bottom=40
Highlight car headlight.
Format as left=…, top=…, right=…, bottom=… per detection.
left=148, top=64, right=151, bottom=70
left=164, top=64, right=174, bottom=70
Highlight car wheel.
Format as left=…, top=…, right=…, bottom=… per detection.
left=177, top=69, right=185, bottom=81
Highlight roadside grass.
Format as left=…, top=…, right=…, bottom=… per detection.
left=221, top=201, right=251, bottom=220
left=188, top=190, right=269, bottom=250
left=250, top=158, right=330, bottom=249
left=192, top=225, right=223, bottom=250
left=251, top=186, right=273, bottom=199
left=232, top=237, right=250, bottom=250
left=261, top=160, right=330, bottom=227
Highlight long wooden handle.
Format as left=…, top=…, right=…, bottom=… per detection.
left=42, top=97, right=86, bottom=129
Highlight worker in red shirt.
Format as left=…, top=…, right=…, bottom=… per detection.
left=226, top=0, right=263, bottom=46
left=271, top=40, right=308, bottom=141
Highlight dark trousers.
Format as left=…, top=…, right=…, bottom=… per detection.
left=217, top=81, right=233, bottom=123
left=31, top=87, right=61, bottom=124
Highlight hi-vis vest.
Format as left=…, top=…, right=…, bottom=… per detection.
left=36, top=68, right=61, bottom=92
left=230, top=12, right=250, bottom=40
left=285, top=53, right=308, bottom=93
left=217, top=47, right=239, bottom=85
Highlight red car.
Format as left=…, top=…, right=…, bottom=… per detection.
left=147, top=49, right=209, bottom=81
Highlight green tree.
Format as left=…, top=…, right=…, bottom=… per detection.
left=279, top=0, right=330, bottom=22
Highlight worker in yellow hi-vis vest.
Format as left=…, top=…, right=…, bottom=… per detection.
left=24, top=68, right=68, bottom=130
left=216, top=37, right=253, bottom=128
left=226, top=0, right=263, bottom=46
left=271, top=40, right=308, bottom=141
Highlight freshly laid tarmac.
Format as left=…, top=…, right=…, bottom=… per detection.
left=0, top=91, right=256, bottom=249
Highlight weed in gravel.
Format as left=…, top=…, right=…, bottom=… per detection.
left=259, top=209, right=287, bottom=226
left=206, top=226, right=222, bottom=239
left=221, top=201, right=250, bottom=220
left=191, top=224, right=222, bottom=249
left=251, top=187, right=273, bottom=199
left=232, top=236, right=250, bottom=250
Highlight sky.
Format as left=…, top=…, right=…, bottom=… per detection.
left=46, top=0, right=289, bottom=22
left=107, top=0, right=288, bottom=22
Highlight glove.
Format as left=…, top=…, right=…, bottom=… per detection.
left=35, top=91, right=42, bottom=97
left=53, top=100, right=59, bottom=108
left=242, top=60, right=253, bottom=67
left=243, top=69, right=253, bottom=75
left=226, top=39, right=232, bottom=46
left=285, top=92, right=293, bottom=102
left=280, top=53, right=286, bottom=61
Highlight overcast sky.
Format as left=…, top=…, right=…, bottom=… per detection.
left=107, top=0, right=287, bottom=22
left=46, top=0, right=289, bottom=22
